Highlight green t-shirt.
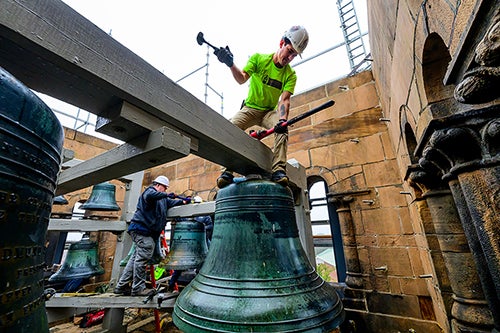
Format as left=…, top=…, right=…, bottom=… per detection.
left=243, top=53, right=297, bottom=111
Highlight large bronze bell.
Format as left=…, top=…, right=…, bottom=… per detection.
left=173, top=180, right=345, bottom=332
left=161, top=219, right=208, bottom=270
left=0, top=67, right=64, bottom=333
left=48, top=238, right=105, bottom=282
left=80, top=182, right=120, bottom=211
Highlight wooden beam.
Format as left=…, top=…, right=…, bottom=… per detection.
left=48, top=219, right=127, bottom=232
left=96, top=101, right=200, bottom=152
left=0, top=0, right=272, bottom=175
left=167, top=201, right=215, bottom=218
left=55, top=126, right=191, bottom=195
left=45, top=293, right=177, bottom=309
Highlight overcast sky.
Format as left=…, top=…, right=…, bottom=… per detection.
left=40, top=0, right=369, bottom=138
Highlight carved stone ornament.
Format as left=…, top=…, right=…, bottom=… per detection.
left=419, top=127, right=484, bottom=179
left=455, top=9, right=500, bottom=104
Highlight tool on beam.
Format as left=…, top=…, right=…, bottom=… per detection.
left=249, top=100, right=335, bottom=140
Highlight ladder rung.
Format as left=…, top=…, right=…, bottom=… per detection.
left=349, top=45, right=364, bottom=52
left=349, top=55, right=365, bottom=63
left=339, top=2, right=354, bottom=11
left=349, top=57, right=365, bottom=65
left=346, top=33, right=363, bottom=40
left=348, top=46, right=364, bottom=55
left=348, top=49, right=364, bottom=57
left=349, top=47, right=364, bottom=54
left=349, top=54, right=365, bottom=62
left=344, top=22, right=358, bottom=30
left=348, top=49, right=365, bottom=57
left=341, top=24, right=356, bottom=33
left=340, top=7, right=355, bottom=17
left=346, top=31, right=361, bottom=39
left=348, top=41, right=364, bottom=49
left=345, top=26, right=360, bottom=33
left=340, top=13, right=354, bottom=23
left=341, top=16, right=356, bottom=25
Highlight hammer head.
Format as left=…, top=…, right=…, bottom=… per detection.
left=196, top=32, right=205, bottom=46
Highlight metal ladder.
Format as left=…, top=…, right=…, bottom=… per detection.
left=336, top=0, right=370, bottom=74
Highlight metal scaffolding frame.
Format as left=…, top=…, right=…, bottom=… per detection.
left=50, top=1, right=370, bottom=135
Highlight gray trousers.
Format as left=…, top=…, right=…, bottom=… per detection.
left=116, top=231, right=155, bottom=293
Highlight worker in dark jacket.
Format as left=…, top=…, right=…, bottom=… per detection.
left=114, top=176, right=189, bottom=296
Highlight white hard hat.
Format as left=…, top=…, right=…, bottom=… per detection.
left=283, top=25, right=309, bottom=55
left=193, top=196, right=203, bottom=203
left=153, top=175, right=170, bottom=187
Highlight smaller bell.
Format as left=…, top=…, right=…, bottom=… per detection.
left=161, top=219, right=208, bottom=270
left=80, top=182, right=120, bottom=211
left=120, top=243, right=135, bottom=266
left=49, top=237, right=105, bottom=282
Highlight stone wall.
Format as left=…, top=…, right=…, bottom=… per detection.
left=367, top=0, right=499, bottom=332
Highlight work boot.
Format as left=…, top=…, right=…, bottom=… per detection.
left=113, top=285, right=131, bottom=296
left=131, top=288, right=154, bottom=296
left=271, top=170, right=289, bottom=187
left=217, top=171, right=234, bottom=188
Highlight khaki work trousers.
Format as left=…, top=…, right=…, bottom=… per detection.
left=230, top=106, right=287, bottom=174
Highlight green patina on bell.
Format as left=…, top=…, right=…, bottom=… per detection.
left=173, top=179, right=345, bottom=332
left=121, top=238, right=165, bottom=267
left=120, top=243, right=136, bottom=267
left=53, top=195, right=68, bottom=205
left=161, top=219, right=208, bottom=270
left=80, top=182, right=120, bottom=211
left=0, top=67, right=64, bottom=333
left=48, top=238, right=105, bottom=282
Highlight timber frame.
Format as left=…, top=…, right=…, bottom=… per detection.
left=0, top=1, right=315, bottom=332
left=0, top=0, right=274, bottom=194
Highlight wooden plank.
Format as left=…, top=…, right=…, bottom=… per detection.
left=127, top=316, right=158, bottom=332
left=167, top=201, right=215, bottom=218
left=45, top=293, right=177, bottom=309
left=48, top=219, right=128, bottom=232
left=96, top=101, right=200, bottom=151
left=0, top=0, right=273, bottom=175
left=55, top=126, right=191, bottom=195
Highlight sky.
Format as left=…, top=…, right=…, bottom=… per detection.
left=39, top=0, right=369, bottom=140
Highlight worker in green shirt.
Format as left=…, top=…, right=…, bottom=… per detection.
left=214, top=25, right=309, bottom=188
